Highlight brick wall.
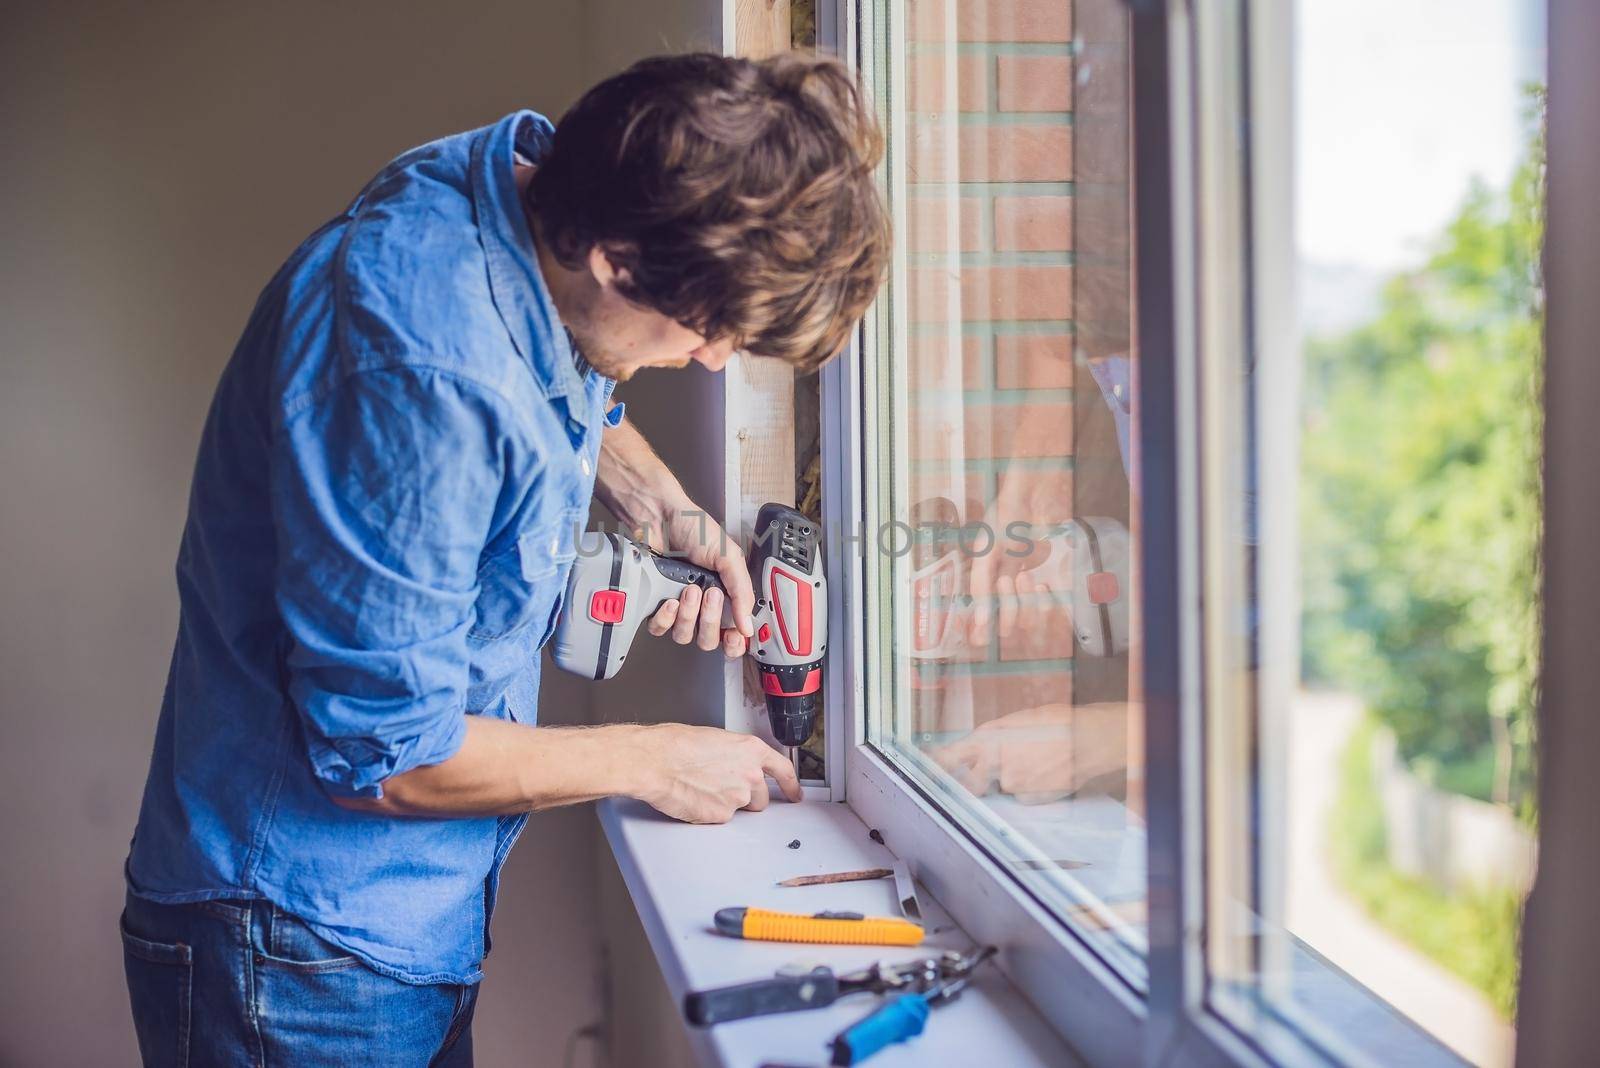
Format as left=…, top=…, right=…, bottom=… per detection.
left=901, top=0, right=1134, bottom=737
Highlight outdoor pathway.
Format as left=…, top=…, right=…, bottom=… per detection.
left=1284, top=690, right=1515, bottom=1067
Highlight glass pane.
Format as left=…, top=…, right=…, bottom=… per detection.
left=1204, top=2, right=1545, bottom=1064
left=866, top=0, right=1146, bottom=982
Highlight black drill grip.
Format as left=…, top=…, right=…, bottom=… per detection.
left=684, top=968, right=841, bottom=1026
left=651, top=553, right=726, bottom=593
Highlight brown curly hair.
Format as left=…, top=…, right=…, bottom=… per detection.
left=528, top=51, right=888, bottom=371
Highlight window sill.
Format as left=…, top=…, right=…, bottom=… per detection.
left=597, top=795, right=1084, bottom=1068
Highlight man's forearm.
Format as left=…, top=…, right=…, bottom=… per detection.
left=593, top=407, right=691, bottom=535
left=336, top=714, right=804, bottom=824
left=338, top=718, right=651, bottom=818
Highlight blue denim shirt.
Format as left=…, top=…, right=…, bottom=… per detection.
left=126, top=111, right=621, bottom=985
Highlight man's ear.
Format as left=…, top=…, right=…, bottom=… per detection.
left=587, top=244, right=633, bottom=293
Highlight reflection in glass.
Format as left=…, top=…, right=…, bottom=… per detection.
left=869, top=0, right=1147, bottom=983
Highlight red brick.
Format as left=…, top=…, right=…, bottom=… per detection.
left=904, top=332, right=986, bottom=391
left=993, top=195, right=1073, bottom=252
left=910, top=0, right=1073, bottom=43
left=909, top=470, right=988, bottom=517
left=962, top=402, right=1074, bottom=459
left=996, top=55, right=1074, bottom=113
left=994, top=334, right=1074, bottom=389
left=902, top=401, right=1072, bottom=462
left=910, top=124, right=1073, bottom=183
left=907, top=195, right=984, bottom=254
left=963, top=265, right=1074, bottom=321
left=906, top=125, right=958, bottom=184
left=908, top=411, right=963, bottom=462
left=964, top=667, right=1075, bottom=723
left=910, top=265, right=1074, bottom=325
left=908, top=53, right=989, bottom=112
left=904, top=402, right=966, bottom=462
left=963, top=0, right=1074, bottom=42
left=908, top=269, right=961, bottom=327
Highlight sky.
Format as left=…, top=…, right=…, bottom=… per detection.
left=1295, top=0, right=1547, bottom=272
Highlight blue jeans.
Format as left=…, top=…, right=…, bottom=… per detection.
left=121, top=893, right=477, bottom=1067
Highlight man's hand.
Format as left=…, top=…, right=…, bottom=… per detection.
left=590, top=409, right=754, bottom=660
left=966, top=475, right=1072, bottom=648
left=642, top=505, right=756, bottom=660
left=961, top=398, right=1077, bottom=647
left=626, top=723, right=803, bottom=824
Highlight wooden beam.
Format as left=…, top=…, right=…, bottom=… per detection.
left=733, top=0, right=791, bottom=58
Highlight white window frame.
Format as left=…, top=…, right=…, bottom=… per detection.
left=814, top=0, right=1562, bottom=1065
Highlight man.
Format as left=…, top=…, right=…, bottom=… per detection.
left=121, top=52, right=886, bottom=1067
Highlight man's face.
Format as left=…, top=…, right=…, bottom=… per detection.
left=569, top=247, right=738, bottom=382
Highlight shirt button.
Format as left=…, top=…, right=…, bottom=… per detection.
left=581, top=455, right=591, bottom=476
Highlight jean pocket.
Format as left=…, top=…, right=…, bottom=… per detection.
left=121, top=913, right=192, bottom=1068
left=258, top=905, right=363, bottom=973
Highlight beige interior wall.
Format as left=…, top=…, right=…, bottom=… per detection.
left=574, top=4, right=729, bottom=1066
left=0, top=3, right=730, bottom=1064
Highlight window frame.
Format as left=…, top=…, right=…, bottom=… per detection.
left=1515, top=2, right=1600, bottom=1061
left=819, top=0, right=1556, bottom=1065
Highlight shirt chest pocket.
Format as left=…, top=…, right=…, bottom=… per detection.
left=469, top=508, right=584, bottom=643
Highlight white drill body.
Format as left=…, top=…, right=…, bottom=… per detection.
left=551, top=504, right=827, bottom=746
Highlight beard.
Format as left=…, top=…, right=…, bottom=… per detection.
left=564, top=326, right=639, bottom=383
left=586, top=354, right=638, bottom=383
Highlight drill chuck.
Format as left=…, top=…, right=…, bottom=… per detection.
left=761, top=661, right=823, bottom=746
left=765, top=695, right=819, bottom=747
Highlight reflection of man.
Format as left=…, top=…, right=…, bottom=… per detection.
left=934, top=353, right=1135, bottom=803
left=122, top=53, right=887, bottom=1066
left=933, top=702, right=1134, bottom=806
left=967, top=354, right=1133, bottom=646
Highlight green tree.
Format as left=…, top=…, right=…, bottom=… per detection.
left=1301, top=92, right=1544, bottom=810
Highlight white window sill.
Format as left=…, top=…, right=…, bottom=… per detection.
left=598, top=795, right=1084, bottom=1068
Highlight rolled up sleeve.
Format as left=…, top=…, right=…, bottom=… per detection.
left=271, top=367, right=509, bottom=799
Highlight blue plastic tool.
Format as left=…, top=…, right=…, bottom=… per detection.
left=828, top=991, right=933, bottom=1066
left=825, top=945, right=995, bottom=1065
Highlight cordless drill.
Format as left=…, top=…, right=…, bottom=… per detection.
left=551, top=503, right=826, bottom=747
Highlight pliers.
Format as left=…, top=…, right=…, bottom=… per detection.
left=683, top=946, right=996, bottom=1029
left=827, top=951, right=993, bottom=1066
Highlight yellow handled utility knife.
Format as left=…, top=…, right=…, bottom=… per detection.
left=714, top=906, right=925, bottom=947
